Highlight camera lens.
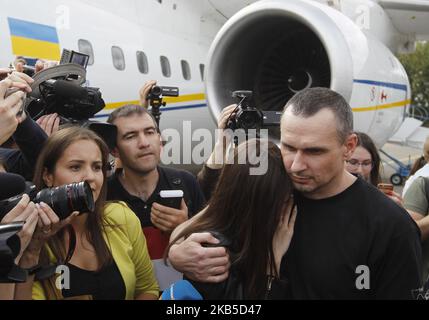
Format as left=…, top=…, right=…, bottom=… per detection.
left=150, top=86, right=163, bottom=97
left=35, top=181, right=95, bottom=220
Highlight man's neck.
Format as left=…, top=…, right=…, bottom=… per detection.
left=304, top=170, right=357, bottom=200
left=119, top=166, right=159, bottom=201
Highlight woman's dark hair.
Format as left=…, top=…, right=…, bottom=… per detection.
left=168, top=139, right=293, bottom=299
left=355, top=132, right=381, bottom=186
left=410, top=156, right=426, bottom=176
left=33, top=127, right=113, bottom=299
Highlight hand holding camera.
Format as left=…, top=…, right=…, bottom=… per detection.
left=0, top=78, right=27, bottom=145
left=139, top=80, right=158, bottom=108
left=1, top=194, right=39, bottom=263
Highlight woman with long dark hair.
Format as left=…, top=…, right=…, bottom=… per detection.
left=168, top=139, right=296, bottom=299
left=346, top=132, right=381, bottom=186
left=15, top=127, right=159, bottom=300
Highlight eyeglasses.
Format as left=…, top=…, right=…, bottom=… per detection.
left=346, top=160, right=373, bottom=169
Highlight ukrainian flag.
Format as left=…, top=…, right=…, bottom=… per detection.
left=8, top=17, right=61, bottom=61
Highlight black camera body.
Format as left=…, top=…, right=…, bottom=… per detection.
left=27, top=79, right=105, bottom=122
left=0, top=181, right=95, bottom=222
left=0, top=222, right=26, bottom=283
left=147, top=86, right=180, bottom=128
left=227, top=91, right=264, bottom=131
left=147, top=86, right=179, bottom=101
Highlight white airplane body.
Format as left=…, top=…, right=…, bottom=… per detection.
left=1, top=0, right=429, bottom=158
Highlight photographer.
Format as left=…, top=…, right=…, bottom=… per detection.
left=14, top=127, right=159, bottom=300
left=0, top=195, right=39, bottom=300
left=0, top=69, right=50, bottom=180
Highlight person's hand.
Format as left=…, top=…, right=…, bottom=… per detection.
left=35, top=60, right=58, bottom=73
left=6, top=71, right=33, bottom=93
left=4, top=70, right=34, bottom=124
left=384, top=190, right=404, bottom=207
left=151, top=199, right=188, bottom=233
left=0, top=79, right=27, bottom=144
left=205, top=104, right=237, bottom=169
left=36, top=113, right=60, bottom=137
left=218, top=104, right=237, bottom=131
left=168, top=232, right=230, bottom=283
left=272, top=199, right=297, bottom=275
left=1, top=194, right=39, bottom=263
left=24, top=202, right=78, bottom=256
left=0, top=68, right=12, bottom=81
left=139, top=80, right=157, bottom=108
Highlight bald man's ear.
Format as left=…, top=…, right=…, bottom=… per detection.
left=344, top=133, right=358, bottom=160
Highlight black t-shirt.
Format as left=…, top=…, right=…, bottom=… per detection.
left=282, top=178, right=422, bottom=300
left=107, top=166, right=206, bottom=260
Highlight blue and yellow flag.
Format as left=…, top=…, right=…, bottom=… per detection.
left=8, top=17, right=61, bottom=61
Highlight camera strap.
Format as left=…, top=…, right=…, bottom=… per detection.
left=35, top=225, right=77, bottom=281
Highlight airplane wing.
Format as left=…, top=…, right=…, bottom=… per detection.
left=378, top=0, right=429, bottom=39
left=389, top=117, right=429, bottom=149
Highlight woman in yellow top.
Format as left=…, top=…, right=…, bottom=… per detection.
left=15, top=126, right=159, bottom=300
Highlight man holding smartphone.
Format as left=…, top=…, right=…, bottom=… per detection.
left=106, top=99, right=206, bottom=291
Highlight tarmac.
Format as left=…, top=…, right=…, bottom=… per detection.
left=380, top=142, right=423, bottom=194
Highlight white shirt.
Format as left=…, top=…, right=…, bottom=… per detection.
left=403, top=163, right=429, bottom=197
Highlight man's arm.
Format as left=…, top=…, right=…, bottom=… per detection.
left=12, top=116, right=48, bottom=175
left=168, top=232, right=231, bottom=283
left=404, top=177, right=429, bottom=240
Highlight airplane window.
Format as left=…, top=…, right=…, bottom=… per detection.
left=137, top=51, right=149, bottom=74
left=160, top=56, right=171, bottom=78
left=200, top=64, right=205, bottom=81
left=112, top=46, right=126, bottom=71
left=181, top=60, right=191, bottom=81
left=78, top=39, right=94, bottom=65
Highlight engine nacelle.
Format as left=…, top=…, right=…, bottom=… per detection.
left=206, top=0, right=410, bottom=146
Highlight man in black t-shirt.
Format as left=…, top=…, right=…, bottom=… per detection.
left=168, top=88, right=422, bottom=299
left=106, top=103, right=205, bottom=291
left=278, top=88, right=422, bottom=299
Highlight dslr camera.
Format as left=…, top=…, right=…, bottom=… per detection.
left=0, top=181, right=95, bottom=222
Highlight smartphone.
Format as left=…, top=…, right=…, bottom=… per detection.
left=159, top=190, right=184, bottom=209
left=378, top=183, right=394, bottom=193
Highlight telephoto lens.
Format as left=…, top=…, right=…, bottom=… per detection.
left=35, top=181, right=95, bottom=220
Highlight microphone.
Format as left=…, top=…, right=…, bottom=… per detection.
left=161, top=280, right=203, bottom=300
left=44, top=79, right=88, bottom=99
left=0, top=173, right=26, bottom=201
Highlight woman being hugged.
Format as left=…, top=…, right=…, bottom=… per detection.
left=168, top=139, right=297, bottom=299
left=15, top=126, right=159, bottom=300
